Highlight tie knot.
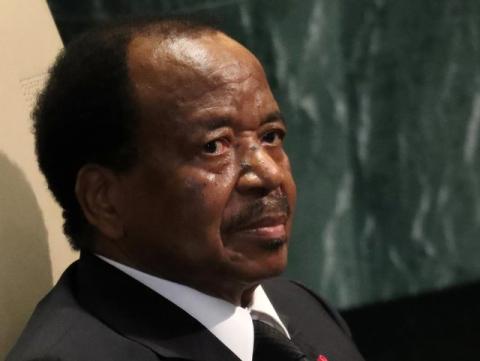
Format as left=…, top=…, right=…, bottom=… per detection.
left=253, top=319, right=310, bottom=361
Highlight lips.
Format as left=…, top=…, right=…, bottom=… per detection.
left=236, top=214, right=287, bottom=231
left=229, top=213, right=288, bottom=240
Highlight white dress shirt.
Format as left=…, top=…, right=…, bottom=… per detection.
left=97, top=255, right=290, bottom=361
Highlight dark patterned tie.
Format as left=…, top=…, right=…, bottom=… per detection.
left=253, top=319, right=312, bottom=361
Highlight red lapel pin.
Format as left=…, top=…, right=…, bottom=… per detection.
left=317, top=355, right=328, bottom=361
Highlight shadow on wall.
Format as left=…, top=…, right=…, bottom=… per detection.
left=0, top=152, right=53, bottom=359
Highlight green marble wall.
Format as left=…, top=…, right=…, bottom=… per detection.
left=47, top=0, right=480, bottom=308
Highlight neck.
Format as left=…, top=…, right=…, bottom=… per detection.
left=93, top=241, right=260, bottom=307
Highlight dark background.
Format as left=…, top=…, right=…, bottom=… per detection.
left=46, top=1, right=480, bottom=359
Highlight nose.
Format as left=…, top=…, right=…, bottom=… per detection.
left=236, top=144, right=284, bottom=195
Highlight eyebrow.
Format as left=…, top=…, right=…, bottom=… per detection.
left=261, top=111, right=285, bottom=126
left=200, top=111, right=286, bottom=131
left=202, top=117, right=230, bottom=130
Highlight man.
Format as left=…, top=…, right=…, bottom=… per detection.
left=7, top=19, right=364, bottom=361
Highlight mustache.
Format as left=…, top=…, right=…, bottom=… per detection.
left=222, top=194, right=290, bottom=233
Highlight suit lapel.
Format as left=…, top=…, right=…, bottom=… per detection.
left=263, top=279, right=329, bottom=360
left=274, top=310, right=320, bottom=360
left=75, top=253, right=240, bottom=361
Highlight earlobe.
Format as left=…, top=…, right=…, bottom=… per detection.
left=75, top=165, right=125, bottom=240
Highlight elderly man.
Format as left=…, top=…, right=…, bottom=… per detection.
left=8, top=19, right=364, bottom=361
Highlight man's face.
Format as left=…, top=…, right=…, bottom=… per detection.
left=114, top=32, right=296, bottom=301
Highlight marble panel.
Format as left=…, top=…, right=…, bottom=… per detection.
left=46, top=0, right=480, bottom=308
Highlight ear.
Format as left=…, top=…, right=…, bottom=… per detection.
left=75, top=164, right=125, bottom=240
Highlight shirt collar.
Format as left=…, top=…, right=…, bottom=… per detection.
left=248, top=286, right=290, bottom=338
left=96, top=255, right=288, bottom=361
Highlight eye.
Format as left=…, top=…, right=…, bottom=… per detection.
left=261, top=130, right=285, bottom=145
left=203, top=139, right=229, bottom=155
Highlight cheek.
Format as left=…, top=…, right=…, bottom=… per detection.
left=180, top=167, right=238, bottom=228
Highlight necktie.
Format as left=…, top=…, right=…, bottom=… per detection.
left=252, top=319, right=312, bottom=361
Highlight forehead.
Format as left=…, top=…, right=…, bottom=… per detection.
left=128, top=32, right=260, bottom=81
left=126, top=32, right=273, bottom=119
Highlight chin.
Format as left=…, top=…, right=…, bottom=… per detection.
left=243, top=245, right=288, bottom=283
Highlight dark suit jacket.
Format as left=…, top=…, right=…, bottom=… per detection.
left=7, top=253, right=364, bottom=361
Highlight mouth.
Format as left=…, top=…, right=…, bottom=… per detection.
left=235, top=214, right=287, bottom=238
left=221, top=194, right=290, bottom=248
left=225, top=213, right=288, bottom=250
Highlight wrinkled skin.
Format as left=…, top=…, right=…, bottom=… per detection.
left=95, top=32, right=296, bottom=306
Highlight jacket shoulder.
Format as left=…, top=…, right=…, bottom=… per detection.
left=6, top=263, right=157, bottom=361
left=261, top=278, right=365, bottom=361
left=261, top=278, right=351, bottom=334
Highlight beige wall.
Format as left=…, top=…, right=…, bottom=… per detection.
left=0, top=1, right=78, bottom=358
